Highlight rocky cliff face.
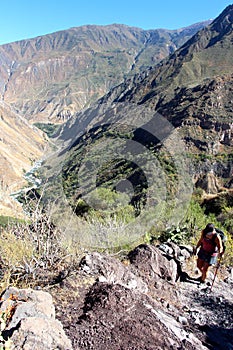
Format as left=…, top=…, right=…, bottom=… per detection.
left=0, top=22, right=210, bottom=123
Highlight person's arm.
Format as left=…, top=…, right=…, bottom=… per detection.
left=215, top=234, right=223, bottom=255
left=194, top=232, right=204, bottom=254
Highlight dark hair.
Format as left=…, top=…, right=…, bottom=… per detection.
left=203, top=223, right=215, bottom=236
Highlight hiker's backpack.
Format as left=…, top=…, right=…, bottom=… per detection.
left=215, top=228, right=227, bottom=253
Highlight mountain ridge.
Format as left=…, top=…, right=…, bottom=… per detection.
left=103, top=4, right=233, bottom=110
left=49, top=5, right=233, bottom=221
left=0, top=21, right=210, bottom=123
left=0, top=20, right=214, bottom=217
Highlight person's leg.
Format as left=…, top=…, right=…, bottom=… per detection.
left=197, top=258, right=204, bottom=272
left=201, top=262, right=210, bottom=281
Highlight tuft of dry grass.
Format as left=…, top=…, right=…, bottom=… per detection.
left=0, top=231, right=34, bottom=268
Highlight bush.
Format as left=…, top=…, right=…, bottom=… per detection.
left=87, top=187, right=130, bottom=211
left=76, top=187, right=136, bottom=223
left=0, top=231, right=34, bottom=269
left=0, top=206, right=82, bottom=292
left=223, top=232, right=233, bottom=266
left=159, top=225, right=190, bottom=244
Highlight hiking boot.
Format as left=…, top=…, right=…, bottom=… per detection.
left=197, top=277, right=206, bottom=284
left=196, top=276, right=205, bottom=283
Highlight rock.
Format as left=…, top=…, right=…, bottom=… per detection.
left=180, top=245, right=193, bottom=259
left=224, top=268, right=233, bottom=285
left=0, top=287, right=73, bottom=350
left=51, top=242, right=233, bottom=350
left=158, top=243, right=174, bottom=255
left=195, top=171, right=221, bottom=194
left=128, top=244, right=178, bottom=284
left=73, top=282, right=208, bottom=350
left=177, top=315, right=188, bottom=325
left=76, top=283, right=206, bottom=350
left=1, top=287, right=55, bottom=328
left=11, top=317, right=73, bottom=350
left=1, top=241, right=232, bottom=350
left=224, top=276, right=233, bottom=284
left=158, top=242, right=193, bottom=262
left=79, top=252, right=148, bottom=293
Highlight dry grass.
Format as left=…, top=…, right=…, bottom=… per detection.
left=0, top=205, right=85, bottom=294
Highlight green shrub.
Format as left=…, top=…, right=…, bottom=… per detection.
left=158, top=225, right=188, bottom=244
left=76, top=187, right=135, bottom=223
left=223, top=232, right=233, bottom=266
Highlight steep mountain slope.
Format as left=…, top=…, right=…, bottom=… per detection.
left=57, top=5, right=232, bottom=139
left=46, top=5, right=233, bottom=225
left=0, top=22, right=210, bottom=123
left=0, top=102, right=46, bottom=216
left=111, top=5, right=233, bottom=106
left=108, top=5, right=233, bottom=162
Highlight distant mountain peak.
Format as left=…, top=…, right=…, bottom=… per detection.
left=170, top=4, right=233, bottom=61
left=209, top=4, right=233, bottom=34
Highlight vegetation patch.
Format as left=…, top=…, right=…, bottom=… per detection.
left=0, top=216, right=25, bottom=228
left=34, top=122, right=61, bottom=138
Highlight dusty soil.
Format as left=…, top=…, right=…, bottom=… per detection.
left=49, top=249, right=233, bottom=350
left=176, top=264, right=233, bottom=350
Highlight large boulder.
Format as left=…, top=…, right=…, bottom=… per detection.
left=128, top=244, right=178, bottom=285
left=0, top=287, right=73, bottom=350
left=79, top=251, right=148, bottom=293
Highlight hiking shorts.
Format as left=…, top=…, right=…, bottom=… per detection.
left=198, top=249, right=217, bottom=265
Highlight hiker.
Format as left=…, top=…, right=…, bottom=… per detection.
left=194, top=223, right=223, bottom=283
